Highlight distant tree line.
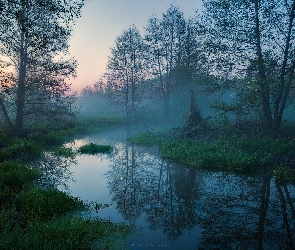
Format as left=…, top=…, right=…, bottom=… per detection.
left=83, top=1, right=295, bottom=133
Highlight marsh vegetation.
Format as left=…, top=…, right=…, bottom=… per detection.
left=0, top=0, right=295, bottom=249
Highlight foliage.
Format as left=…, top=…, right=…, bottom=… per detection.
left=273, top=164, right=295, bottom=184
left=0, top=212, right=131, bottom=250
left=0, top=0, right=84, bottom=133
left=0, top=161, right=40, bottom=204
left=53, top=147, right=75, bottom=157
left=129, top=121, right=295, bottom=172
left=0, top=139, right=42, bottom=162
left=78, top=143, right=112, bottom=155
left=14, top=187, right=85, bottom=222
left=202, top=0, right=295, bottom=131
left=107, top=25, right=146, bottom=123
left=86, top=5, right=208, bottom=124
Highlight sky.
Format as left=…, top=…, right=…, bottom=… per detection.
left=68, top=0, right=203, bottom=94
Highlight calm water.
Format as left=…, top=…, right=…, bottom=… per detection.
left=40, top=127, right=295, bottom=250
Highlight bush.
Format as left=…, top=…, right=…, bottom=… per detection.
left=78, top=143, right=112, bottom=155
left=0, top=139, right=42, bottom=162
left=0, top=161, right=40, bottom=204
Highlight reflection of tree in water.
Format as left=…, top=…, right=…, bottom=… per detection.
left=106, top=143, right=158, bottom=223
left=105, top=142, right=202, bottom=240
left=32, top=152, right=77, bottom=191
left=106, top=140, right=295, bottom=249
left=147, top=162, right=201, bottom=240
left=197, top=173, right=295, bottom=250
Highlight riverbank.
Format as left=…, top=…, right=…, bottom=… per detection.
left=0, top=115, right=132, bottom=249
left=129, top=122, right=295, bottom=182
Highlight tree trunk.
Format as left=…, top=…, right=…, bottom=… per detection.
left=257, top=175, right=270, bottom=250
left=0, top=96, right=14, bottom=131
left=131, top=50, right=136, bottom=123
left=15, top=23, right=28, bottom=134
left=254, top=0, right=273, bottom=131
left=273, top=0, right=295, bottom=132
left=276, top=181, right=294, bottom=249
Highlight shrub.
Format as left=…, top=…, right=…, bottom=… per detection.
left=78, top=143, right=112, bottom=155
left=0, top=139, right=42, bottom=162
left=0, top=161, right=40, bottom=204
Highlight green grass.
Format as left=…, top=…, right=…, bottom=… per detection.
left=159, top=139, right=258, bottom=172
left=0, top=213, right=131, bottom=250
left=0, top=139, right=43, bottom=162
left=0, top=115, right=131, bottom=249
left=129, top=123, right=295, bottom=173
left=128, top=131, right=164, bottom=146
left=0, top=161, right=132, bottom=249
left=14, top=186, right=85, bottom=222
left=0, top=161, right=41, bottom=205
left=78, top=143, right=113, bottom=155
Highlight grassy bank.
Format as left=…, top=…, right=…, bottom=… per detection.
left=129, top=122, right=295, bottom=177
left=0, top=115, right=125, bottom=163
left=0, top=115, right=132, bottom=249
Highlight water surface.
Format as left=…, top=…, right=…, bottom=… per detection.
left=45, top=127, right=295, bottom=250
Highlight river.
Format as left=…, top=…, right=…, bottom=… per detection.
left=39, top=126, right=295, bottom=250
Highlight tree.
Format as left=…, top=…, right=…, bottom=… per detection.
left=202, top=0, right=295, bottom=132
left=0, top=0, right=83, bottom=134
left=107, top=25, right=146, bottom=123
left=144, top=5, right=187, bottom=121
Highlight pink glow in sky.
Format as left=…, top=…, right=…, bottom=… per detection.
left=68, top=0, right=203, bottom=94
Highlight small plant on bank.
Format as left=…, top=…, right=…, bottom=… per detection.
left=78, top=143, right=113, bottom=155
